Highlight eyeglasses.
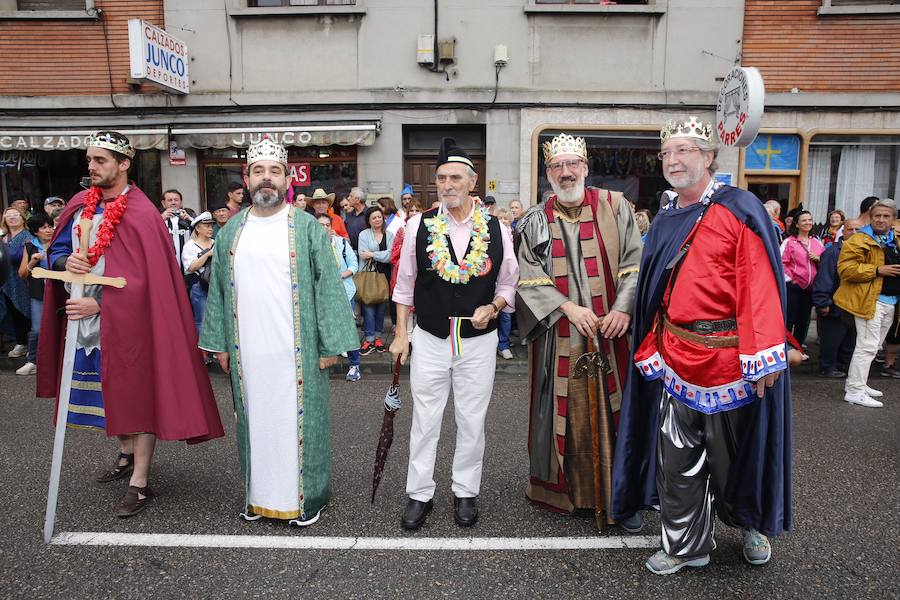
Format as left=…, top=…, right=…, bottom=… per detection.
left=547, top=159, right=584, bottom=173
left=657, top=146, right=701, bottom=161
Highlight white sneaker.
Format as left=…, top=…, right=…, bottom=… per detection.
left=864, top=386, right=884, bottom=398
left=289, top=510, right=321, bottom=527
left=7, top=344, right=27, bottom=358
left=15, top=362, right=36, bottom=376
left=498, top=348, right=513, bottom=360
left=845, top=392, right=883, bottom=408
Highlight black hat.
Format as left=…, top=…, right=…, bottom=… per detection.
left=437, top=138, right=474, bottom=171
left=227, top=181, right=244, bottom=192
left=483, top=195, right=496, bottom=205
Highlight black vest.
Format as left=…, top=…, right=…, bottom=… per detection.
left=414, top=207, right=503, bottom=339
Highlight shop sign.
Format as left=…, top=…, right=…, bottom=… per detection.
left=233, top=132, right=316, bottom=147
left=169, top=141, right=186, bottom=166
left=715, top=66, right=764, bottom=148
left=128, top=19, right=190, bottom=95
left=714, top=172, right=734, bottom=186
left=0, top=135, right=90, bottom=151
left=290, top=163, right=310, bottom=186
left=240, top=163, right=310, bottom=187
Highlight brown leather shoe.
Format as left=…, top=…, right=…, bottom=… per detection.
left=116, top=485, right=153, bottom=518
left=96, top=452, right=134, bottom=483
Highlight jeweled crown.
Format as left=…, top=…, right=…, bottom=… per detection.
left=247, top=134, right=288, bottom=167
left=542, top=133, right=588, bottom=163
left=86, top=131, right=135, bottom=159
left=660, top=117, right=713, bottom=144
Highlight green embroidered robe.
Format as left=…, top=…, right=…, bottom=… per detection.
left=199, top=206, right=359, bottom=519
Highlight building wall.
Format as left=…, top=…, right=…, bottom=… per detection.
left=0, top=0, right=164, bottom=96
left=163, top=0, right=743, bottom=105
left=743, top=0, right=900, bottom=92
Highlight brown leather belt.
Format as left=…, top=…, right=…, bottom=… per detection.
left=664, top=318, right=738, bottom=348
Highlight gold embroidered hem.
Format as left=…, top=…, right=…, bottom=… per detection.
left=68, top=404, right=105, bottom=417
left=552, top=210, right=581, bottom=224
left=65, top=423, right=104, bottom=431
left=519, top=276, right=555, bottom=287
left=247, top=504, right=301, bottom=520
left=71, top=380, right=103, bottom=392
left=617, top=266, right=639, bottom=278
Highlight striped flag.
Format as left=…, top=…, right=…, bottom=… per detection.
left=449, top=316, right=464, bottom=358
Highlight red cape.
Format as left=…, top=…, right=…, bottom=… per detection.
left=37, top=186, right=224, bottom=443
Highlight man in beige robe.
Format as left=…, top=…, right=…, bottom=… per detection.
left=516, top=133, right=642, bottom=529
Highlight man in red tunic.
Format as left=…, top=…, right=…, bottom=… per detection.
left=613, top=117, right=792, bottom=575
left=37, top=131, right=224, bottom=518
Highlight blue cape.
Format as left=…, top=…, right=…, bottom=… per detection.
left=610, top=185, right=793, bottom=538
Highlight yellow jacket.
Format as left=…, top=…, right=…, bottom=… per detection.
left=833, top=232, right=893, bottom=319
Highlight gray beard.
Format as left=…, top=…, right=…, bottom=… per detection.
left=550, top=178, right=585, bottom=206
left=252, top=188, right=284, bottom=209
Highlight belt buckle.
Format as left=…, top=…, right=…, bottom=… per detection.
left=694, top=320, right=713, bottom=334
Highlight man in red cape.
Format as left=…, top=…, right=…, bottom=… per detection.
left=37, top=131, right=223, bottom=518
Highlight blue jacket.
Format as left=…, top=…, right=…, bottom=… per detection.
left=811, top=240, right=844, bottom=317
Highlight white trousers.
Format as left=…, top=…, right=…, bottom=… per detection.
left=846, top=300, right=895, bottom=394
left=406, top=326, right=498, bottom=501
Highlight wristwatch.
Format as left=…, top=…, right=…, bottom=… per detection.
left=489, top=301, right=502, bottom=317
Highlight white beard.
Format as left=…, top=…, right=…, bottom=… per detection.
left=441, top=193, right=462, bottom=209
left=550, top=178, right=585, bottom=206
left=252, top=187, right=284, bottom=209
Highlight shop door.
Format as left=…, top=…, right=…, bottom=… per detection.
left=746, top=176, right=799, bottom=220
left=403, top=156, right=486, bottom=208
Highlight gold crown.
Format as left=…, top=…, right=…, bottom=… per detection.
left=247, top=134, right=288, bottom=167
left=542, top=133, right=588, bottom=163
left=86, top=131, right=135, bottom=159
left=660, top=117, right=713, bottom=144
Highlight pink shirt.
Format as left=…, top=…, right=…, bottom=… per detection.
left=392, top=202, right=518, bottom=312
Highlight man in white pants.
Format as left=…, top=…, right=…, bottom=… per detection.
left=390, top=138, right=519, bottom=529
left=835, top=198, right=900, bottom=408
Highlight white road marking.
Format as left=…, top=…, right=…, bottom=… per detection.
left=51, top=531, right=658, bottom=551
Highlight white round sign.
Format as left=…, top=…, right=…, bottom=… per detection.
left=715, top=66, right=765, bottom=148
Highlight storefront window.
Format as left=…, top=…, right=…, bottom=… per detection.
left=200, top=146, right=357, bottom=209
left=1, top=149, right=160, bottom=213
left=535, top=129, right=667, bottom=214
left=805, top=134, right=900, bottom=223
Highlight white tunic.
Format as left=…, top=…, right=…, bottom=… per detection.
left=234, top=205, right=300, bottom=517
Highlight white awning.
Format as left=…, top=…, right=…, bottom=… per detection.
left=0, top=122, right=380, bottom=152
left=171, top=123, right=379, bottom=149
left=0, top=129, right=168, bottom=152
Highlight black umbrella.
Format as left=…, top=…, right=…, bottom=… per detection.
left=371, top=356, right=403, bottom=503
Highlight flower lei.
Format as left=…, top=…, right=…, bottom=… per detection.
left=424, top=200, right=491, bottom=284
left=75, top=186, right=128, bottom=267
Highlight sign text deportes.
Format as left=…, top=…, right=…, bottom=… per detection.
left=128, top=19, right=190, bottom=95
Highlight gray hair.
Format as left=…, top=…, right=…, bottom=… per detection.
left=695, top=138, right=720, bottom=174
left=871, top=198, right=897, bottom=216
left=763, top=200, right=781, bottom=218
left=350, top=186, right=365, bottom=200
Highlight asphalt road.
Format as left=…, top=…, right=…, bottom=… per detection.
left=0, top=354, right=898, bottom=599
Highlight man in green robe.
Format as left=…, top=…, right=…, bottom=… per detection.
left=199, top=135, right=358, bottom=527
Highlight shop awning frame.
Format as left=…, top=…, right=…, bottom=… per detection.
left=0, top=122, right=381, bottom=152
left=170, top=123, right=379, bottom=149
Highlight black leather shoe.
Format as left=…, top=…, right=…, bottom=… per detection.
left=820, top=369, right=847, bottom=378
left=401, top=498, right=433, bottom=530
left=454, top=496, right=478, bottom=527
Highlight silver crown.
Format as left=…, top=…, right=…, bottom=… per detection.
left=86, top=131, right=135, bottom=158
left=247, top=134, right=288, bottom=167
left=660, top=117, right=713, bottom=144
